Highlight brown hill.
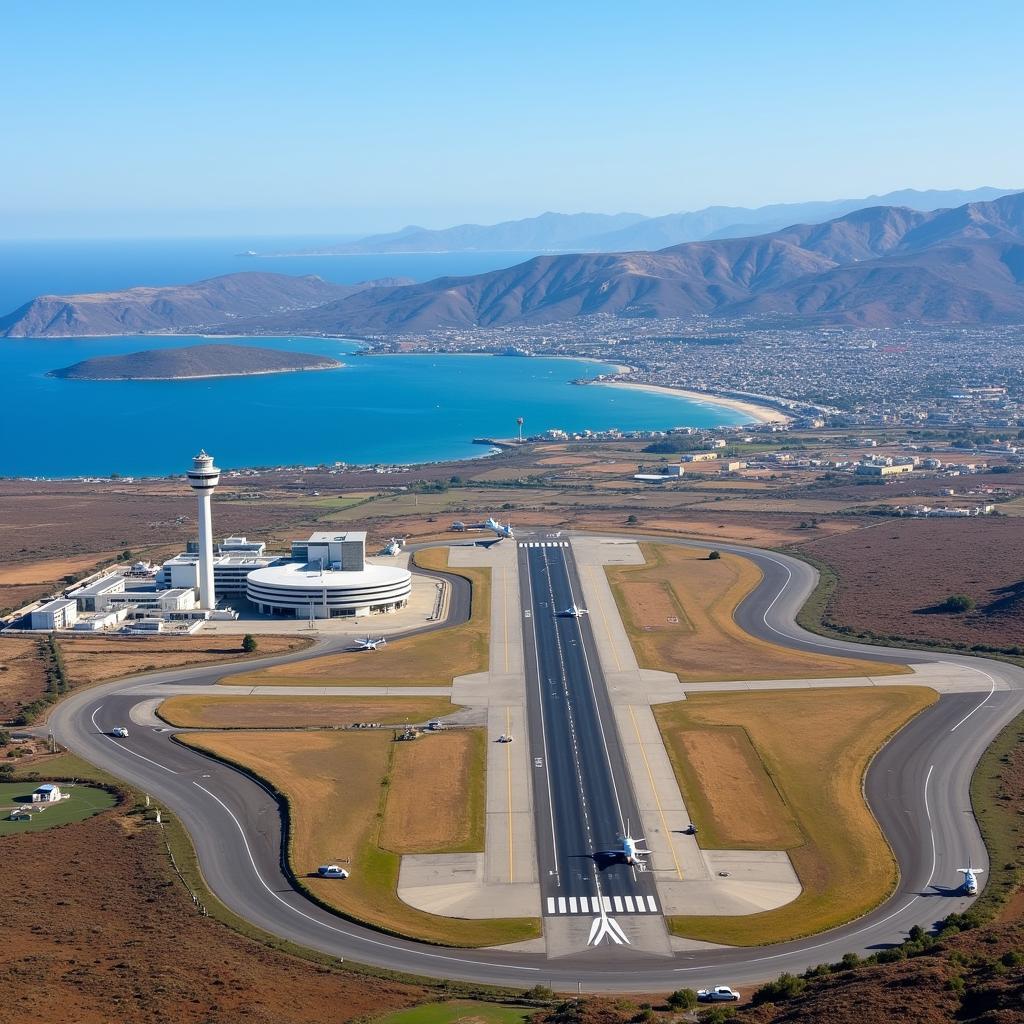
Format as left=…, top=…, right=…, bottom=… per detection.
left=50, top=342, right=343, bottom=380
left=0, top=272, right=411, bottom=338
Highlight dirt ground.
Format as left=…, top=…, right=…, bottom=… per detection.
left=800, top=517, right=1024, bottom=650
left=380, top=730, right=485, bottom=854
left=157, top=694, right=459, bottom=728
left=675, top=726, right=801, bottom=849
left=0, top=807, right=428, bottom=1024
left=0, top=551, right=120, bottom=585
left=183, top=730, right=537, bottom=947
left=58, top=633, right=311, bottom=689
left=608, top=543, right=907, bottom=682
left=655, top=686, right=937, bottom=945
left=0, top=635, right=47, bottom=720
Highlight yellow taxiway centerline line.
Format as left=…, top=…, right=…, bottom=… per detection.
left=628, top=703, right=684, bottom=880
left=591, top=566, right=623, bottom=671
left=506, top=704, right=514, bottom=882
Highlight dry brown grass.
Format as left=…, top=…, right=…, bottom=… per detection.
left=58, top=634, right=312, bottom=688
left=380, top=730, right=485, bottom=854
left=0, top=551, right=120, bottom=585
left=183, top=730, right=538, bottom=946
left=157, top=694, right=460, bottom=729
left=228, top=547, right=489, bottom=687
left=608, top=543, right=908, bottom=681
left=617, top=579, right=691, bottom=632
left=0, top=635, right=48, bottom=720
left=655, top=686, right=937, bottom=944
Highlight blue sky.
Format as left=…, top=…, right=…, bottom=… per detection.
left=2, top=0, right=1021, bottom=237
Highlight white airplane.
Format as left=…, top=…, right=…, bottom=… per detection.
left=352, top=636, right=387, bottom=651
left=484, top=517, right=514, bottom=540
left=598, top=823, right=650, bottom=866
left=557, top=604, right=588, bottom=618
left=958, top=859, right=984, bottom=896
left=382, top=537, right=404, bottom=556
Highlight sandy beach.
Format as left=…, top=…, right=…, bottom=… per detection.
left=595, top=379, right=793, bottom=424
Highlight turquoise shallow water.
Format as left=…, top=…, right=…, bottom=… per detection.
left=0, top=335, right=744, bottom=477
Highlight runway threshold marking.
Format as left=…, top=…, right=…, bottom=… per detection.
left=506, top=704, right=514, bottom=883
left=190, top=781, right=539, bottom=973
left=591, top=566, right=623, bottom=672
left=627, top=703, right=683, bottom=880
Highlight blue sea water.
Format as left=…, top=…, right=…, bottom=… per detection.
left=0, top=238, right=744, bottom=476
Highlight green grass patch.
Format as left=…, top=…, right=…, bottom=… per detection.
left=373, top=1001, right=534, bottom=1024
left=0, top=780, right=116, bottom=835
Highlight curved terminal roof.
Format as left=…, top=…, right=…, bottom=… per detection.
left=246, top=560, right=411, bottom=592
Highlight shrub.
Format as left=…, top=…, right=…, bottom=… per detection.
left=937, top=594, right=975, bottom=613
left=666, top=989, right=698, bottom=1010
left=753, top=973, right=807, bottom=1005
left=242, top=634, right=258, bottom=653
left=708, top=550, right=721, bottom=560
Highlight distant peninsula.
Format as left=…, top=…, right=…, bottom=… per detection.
left=50, top=343, right=343, bottom=381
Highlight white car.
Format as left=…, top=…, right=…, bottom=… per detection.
left=317, top=864, right=349, bottom=878
left=697, top=986, right=740, bottom=1002
left=111, top=726, right=129, bottom=738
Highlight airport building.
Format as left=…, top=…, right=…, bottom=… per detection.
left=30, top=599, right=78, bottom=630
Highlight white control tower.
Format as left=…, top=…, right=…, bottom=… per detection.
left=186, top=449, right=221, bottom=609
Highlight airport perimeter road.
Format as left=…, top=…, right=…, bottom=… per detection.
left=518, top=539, right=661, bottom=939
left=47, top=536, right=1024, bottom=992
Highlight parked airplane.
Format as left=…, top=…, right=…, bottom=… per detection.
left=958, top=859, right=984, bottom=895
left=598, top=823, right=650, bottom=866
left=352, top=636, right=387, bottom=651
left=484, top=517, right=514, bottom=540
left=557, top=604, right=589, bottom=618
left=382, top=537, right=404, bottom=556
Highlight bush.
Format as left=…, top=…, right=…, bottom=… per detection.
left=0, top=729, right=10, bottom=746
left=752, top=973, right=807, bottom=1005
left=666, top=988, right=698, bottom=1010
left=708, top=550, right=721, bottom=560
left=937, top=594, right=975, bottom=613
left=698, top=1009, right=737, bottom=1024
left=242, top=634, right=258, bottom=653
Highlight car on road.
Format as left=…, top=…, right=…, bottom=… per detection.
left=698, top=986, right=740, bottom=1002
left=111, top=726, right=129, bottom=738
left=317, top=864, right=349, bottom=878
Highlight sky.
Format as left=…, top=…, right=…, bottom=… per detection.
left=2, top=0, right=1022, bottom=238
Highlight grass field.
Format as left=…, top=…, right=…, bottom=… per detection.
left=0, top=635, right=47, bottom=720
left=607, top=543, right=909, bottom=681
left=157, top=694, right=460, bottom=729
left=182, top=730, right=539, bottom=946
left=373, top=1002, right=534, bottom=1024
left=226, top=547, right=490, bottom=687
left=654, top=686, right=937, bottom=945
left=0, top=781, right=116, bottom=836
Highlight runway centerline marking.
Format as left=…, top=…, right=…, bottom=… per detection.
left=627, top=703, right=683, bottom=880
left=90, top=705, right=178, bottom=774
left=190, top=781, right=539, bottom=972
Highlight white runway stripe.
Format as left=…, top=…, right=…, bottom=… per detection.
left=542, top=892, right=660, bottom=915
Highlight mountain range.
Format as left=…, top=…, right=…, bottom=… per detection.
left=277, top=187, right=1019, bottom=255
left=4, top=193, right=1023, bottom=336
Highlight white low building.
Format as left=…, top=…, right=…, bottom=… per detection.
left=30, top=599, right=78, bottom=630
left=68, top=574, right=127, bottom=611
left=246, top=561, right=411, bottom=618
left=107, top=588, right=197, bottom=612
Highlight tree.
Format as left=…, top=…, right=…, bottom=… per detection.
left=242, top=634, right=258, bottom=653
left=666, top=988, right=698, bottom=1010
left=708, top=550, right=721, bottom=560
left=0, top=729, right=10, bottom=747
left=626, top=514, right=639, bottom=524
left=938, top=594, right=975, bottom=613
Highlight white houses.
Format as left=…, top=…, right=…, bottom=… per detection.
left=31, top=783, right=63, bottom=803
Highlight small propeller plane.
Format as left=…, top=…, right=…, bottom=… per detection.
left=958, top=858, right=984, bottom=896
left=557, top=604, right=589, bottom=618
left=598, top=822, right=650, bottom=866
left=352, top=636, right=387, bottom=651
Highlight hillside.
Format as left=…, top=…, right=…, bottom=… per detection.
left=0, top=272, right=411, bottom=338
left=50, top=343, right=343, bottom=380
left=283, top=187, right=1019, bottom=255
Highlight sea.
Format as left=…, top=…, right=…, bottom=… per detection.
left=0, top=236, right=745, bottom=477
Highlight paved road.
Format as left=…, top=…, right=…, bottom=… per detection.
left=519, top=540, right=660, bottom=930
left=47, top=537, right=1024, bottom=992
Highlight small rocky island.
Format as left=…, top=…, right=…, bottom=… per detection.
left=50, top=343, right=343, bottom=381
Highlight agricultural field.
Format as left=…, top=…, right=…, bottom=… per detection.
left=182, top=729, right=539, bottom=946
left=799, top=516, right=1024, bottom=650
left=157, top=694, right=460, bottom=729
left=654, top=686, right=937, bottom=944
left=0, top=781, right=116, bottom=836
left=57, top=633, right=312, bottom=689
left=607, top=543, right=908, bottom=681
left=227, top=548, right=489, bottom=687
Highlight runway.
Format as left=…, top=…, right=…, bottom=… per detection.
left=46, top=536, right=1024, bottom=991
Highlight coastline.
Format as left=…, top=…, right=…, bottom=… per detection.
left=594, top=379, right=792, bottom=424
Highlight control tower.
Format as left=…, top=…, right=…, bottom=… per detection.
left=186, top=449, right=221, bottom=608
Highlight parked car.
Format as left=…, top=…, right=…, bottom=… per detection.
left=317, top=864, right=349, bottom=878
left=111, top=726, right=129, bottom=738
left=698, top=986, right=740, bottom=1002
